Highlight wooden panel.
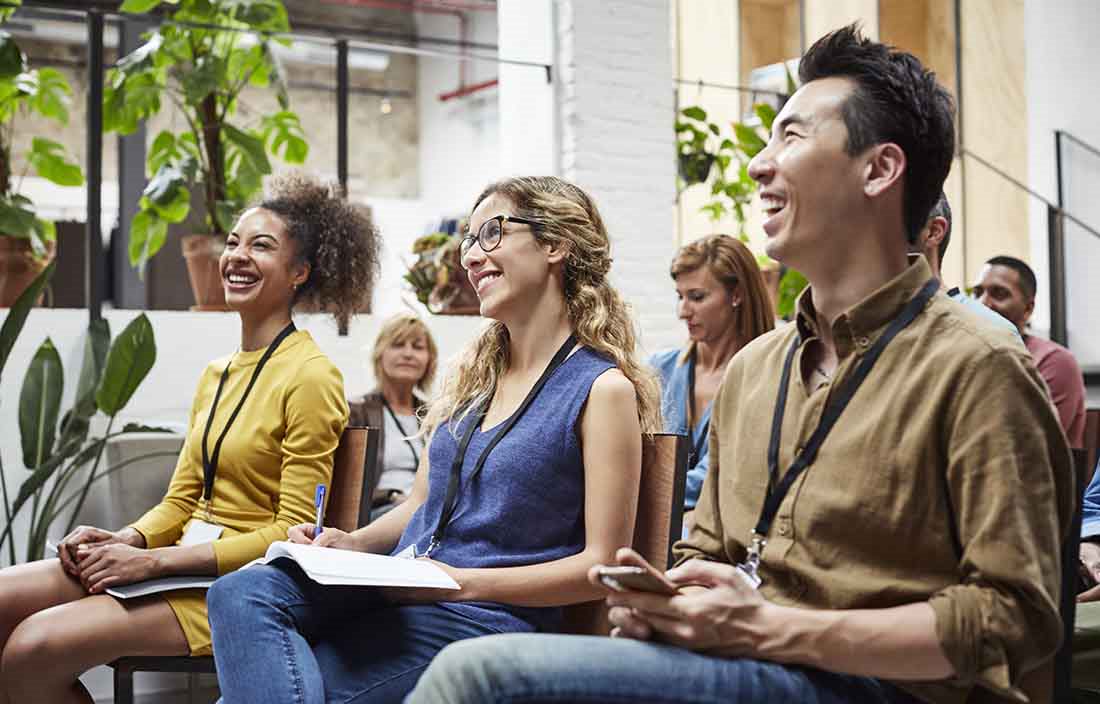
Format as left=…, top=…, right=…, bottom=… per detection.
left=961, top=0, right=1028, bottom=282
left=675, top=0, right=741, bottom=247
left=802, top=0, right=878, bottom=49
left=327, top=426, right=371, bottom=533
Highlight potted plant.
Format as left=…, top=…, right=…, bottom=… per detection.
left=0, top=264, right=166, bottom=564
left=678, top=98, right=809, bottom=318
left=103, top=0, right=308, bottom=309
left=675, top=106, right=720, bottom=188
left=0, top=3, right=85, bottom=306
left=403, top=232, right=479, bottom=315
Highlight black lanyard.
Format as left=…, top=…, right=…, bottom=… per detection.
left=685, top=350, right=710, bottom=468
left=381, top=398, right=422, bottom=467
left=201, top=322, right=297, bottom=509
left=754, top=279, right=938, bottom=542
left=425, top=333, right=577, bottom=556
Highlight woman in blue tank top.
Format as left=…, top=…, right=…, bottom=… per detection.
left=207, top=176, right=663, bottom=704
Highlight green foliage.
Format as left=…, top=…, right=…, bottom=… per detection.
left=0, top=25, right=83, bottom=257
left=0, top=267, right=162, bottom=563
left=104, top=0, right=303, bottom=270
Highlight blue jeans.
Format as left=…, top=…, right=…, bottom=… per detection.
left=207, top=559, right=497, bottom=704
left=405, top=633, right=921, bottom=704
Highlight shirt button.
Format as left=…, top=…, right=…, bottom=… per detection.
left=778, top=524, right=790, bottom=536
left=857, top=336, right=870, bottom=347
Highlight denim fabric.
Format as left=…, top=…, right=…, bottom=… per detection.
left=404, top=633, right=922, bottom=704
left=1081, top=457, right=1100, bottom=539
left=649, top=349, right=712, bottom=511
left=208, top=559, right=497, bottom=704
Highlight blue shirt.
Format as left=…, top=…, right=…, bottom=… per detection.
left=946, top=288, right=1021, bottom=341
left=394, top=347, right=615, bottom=633
left=1082, top=458, right=1100, bottom=539
left=649, top=349, right=710, bottom=510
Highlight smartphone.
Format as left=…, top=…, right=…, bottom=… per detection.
left=597, top=565, right=678, bottom=595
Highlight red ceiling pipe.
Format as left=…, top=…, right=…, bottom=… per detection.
left=438, top=77, right=497, bottom=101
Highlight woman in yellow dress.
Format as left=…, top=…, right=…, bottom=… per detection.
left=0, top=173, right=379, bottom=704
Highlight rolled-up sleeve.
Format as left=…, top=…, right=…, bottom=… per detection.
left=210, top=357, right=349, bottom=573
left=930, top=346, right=1073, bottom=698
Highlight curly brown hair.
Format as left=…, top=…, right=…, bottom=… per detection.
left=256, top=172, right=380, bottom=329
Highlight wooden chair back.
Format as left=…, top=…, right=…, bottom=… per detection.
left=560, top=433, right=689, bottom=635
left=325, top=426, right=378, bottom=531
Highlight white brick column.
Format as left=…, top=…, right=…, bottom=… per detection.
left=554, top=0, right=679, bottom=353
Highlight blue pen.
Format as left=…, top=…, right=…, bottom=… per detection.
left=314, top=484, right=326, bottom=537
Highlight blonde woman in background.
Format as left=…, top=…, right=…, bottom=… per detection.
left=649, top=235, right=774, bottom=532
left=207, top=176, right=662, bottom=704
left=349, top=314, right=438, bottom=520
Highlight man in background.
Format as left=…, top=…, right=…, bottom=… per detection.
left=974, top=255, right=1086, bottom=446
left=912, top=193, right=1019, bottom=339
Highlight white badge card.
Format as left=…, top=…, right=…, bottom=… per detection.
left=181, top=519, right=224, bottom=546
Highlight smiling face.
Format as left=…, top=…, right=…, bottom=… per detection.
left=461, top=193, right=557, bottom=320
left=220, top=207, right=309, bottom=317
left=380, top=332, right=431, bottom=390
left=748, top=77, right=868, bottom=273
left=675, top=265, right=740, bottom=345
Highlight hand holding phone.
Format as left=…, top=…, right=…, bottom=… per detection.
left=596, top=565, right=678, bottom=595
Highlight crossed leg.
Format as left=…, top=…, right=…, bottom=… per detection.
left=0, top=558, right=189, bottom=704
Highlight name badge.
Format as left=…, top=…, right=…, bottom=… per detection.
left=181, top=519, right=224, bottom=546
left=395, top=543, right=417, bottom=560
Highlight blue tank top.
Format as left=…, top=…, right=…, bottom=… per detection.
left=393, top=346, right=616, bottom=633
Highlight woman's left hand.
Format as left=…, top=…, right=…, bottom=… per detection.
left=379, top=559, right=469, bottom=604
left=76, top=543, right=161, bottom=594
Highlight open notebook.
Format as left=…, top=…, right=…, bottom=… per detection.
left=104, top=541, right=460, bottom=599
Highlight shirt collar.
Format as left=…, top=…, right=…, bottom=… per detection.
left=795, top=256, right=937, bottom=359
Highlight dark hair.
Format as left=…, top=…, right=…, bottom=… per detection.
left=929, top=191, right=952, bottom=262
left=257, top=173, right=380, bottom=329
left=798, top=23, right=956, bottom=243
left=986, top=255, right=1037, bottom=301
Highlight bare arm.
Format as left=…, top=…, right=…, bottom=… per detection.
left=443, top=370, right=642, bottom=607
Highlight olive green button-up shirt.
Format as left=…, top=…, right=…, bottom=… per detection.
left=676, top=257, right=1073, bottom=703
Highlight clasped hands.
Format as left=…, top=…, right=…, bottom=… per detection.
left=56, top=525, right=152, bottom=595
left=593, top=547, right=773, bottom=655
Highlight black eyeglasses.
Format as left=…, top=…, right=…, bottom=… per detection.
left=459, top=215, right=543, bottom=263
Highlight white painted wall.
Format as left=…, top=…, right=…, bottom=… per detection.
left=1025, top=0, right=1100, bottom=370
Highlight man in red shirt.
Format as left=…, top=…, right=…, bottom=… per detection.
left=974, top=255, right=1086, bottom=446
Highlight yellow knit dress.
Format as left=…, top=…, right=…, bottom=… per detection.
left=129, top=330, right=348, bottom=656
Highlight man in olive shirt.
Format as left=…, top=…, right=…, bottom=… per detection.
left=407, top=25, right=1072, bottom=704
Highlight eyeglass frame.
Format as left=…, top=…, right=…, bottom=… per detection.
left=459, top=214, right=544, bottom=264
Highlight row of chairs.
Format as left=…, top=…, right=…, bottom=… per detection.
left=110, top=428, right=690, bottom=703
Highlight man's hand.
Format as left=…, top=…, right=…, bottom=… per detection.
left=1079, top=541, right=1100, bottom=602
left=57, top=525, right=144, bottom=578
left=76, top=543, right=160, bottom=594
left=591, top=548, right=772, bottom=654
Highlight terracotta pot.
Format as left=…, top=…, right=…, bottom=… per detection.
left=181, top=233, right=229, bottom=311
left=0, top=236, right=52, bottom=307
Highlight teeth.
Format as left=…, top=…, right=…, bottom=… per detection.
left=477, top=272, right=501, bottom=293
left=227, top=274, right=258, bottom=285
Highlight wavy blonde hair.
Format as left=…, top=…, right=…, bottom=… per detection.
left=421, top=176, right=662, bottom=436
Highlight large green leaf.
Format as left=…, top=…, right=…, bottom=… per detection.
left=120, top=0, right=164, bottom=12
left=11, top=437, right=103, bottom=520
left=24, top=68, right=72, bottom=124
left=27, top=137, right=84, bottom=186
left=128, top=209, right=169, bottom=269
left=0, top=31, right=26, bottom=79
left=223, top=123, right=271, bottom=177
left=0, top=261, right=54, bottom=382
left=0, top=195, right=38, bottom=240
left=72, top=318, right=110, bottom=422
left=96, top=314, right=156, bottom=415
left=261, top=110, right=307, bottom=164
left=733, top=123, right=767, bottom=158
left=681, top=106, right=707, bottom=121
left=18, top=338, right=63, bottom=469
left=260, top=41, right=288, bottom=109
left=754, top=102, right=777, bottom=132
